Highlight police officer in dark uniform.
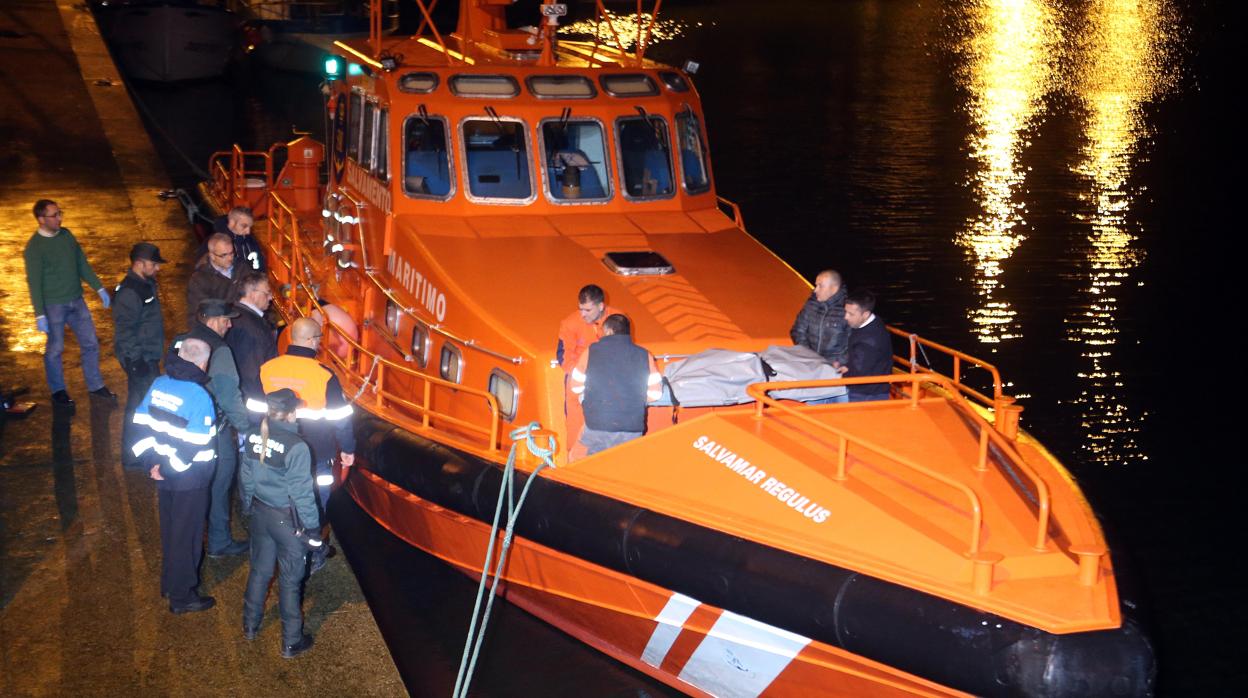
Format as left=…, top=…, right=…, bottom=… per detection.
left=251, top=317, right=355, bottom=575
left=240, top=388, right=320, bottom=658
left=132, top=338, right=218, bottom=614
left=112, top=242, right=166, bottom=468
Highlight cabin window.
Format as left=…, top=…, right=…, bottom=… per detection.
left=376, top=108, right=389, bottom=181
left=361, top=102, right=377, bottom=169
left=600, top=74, right=659, bottom=97
left=440, top=344, right=463, bottom=383
left=488, top=369, right=518, bottom=421
left=540, top=118, right=610, bottom=202
left=527, top=75, right=596, bottom=99
left=399, top=72, right=438, bottom=93
left=461, top=118, right=533, bottom=202
left=675, top=110, right=710, bottom=193
left=659, top=71, right=690, bottom=93
left=616, top=116, right=674, bottom=199
left=449, top=75, right=520, bottom=98
left=348, top=93, right=363, bottom=161
left=384, top=299, right=401, bottom=336
left=403, top=116, right=453, bottom=199
left=410, top=321, right=430, bottom=367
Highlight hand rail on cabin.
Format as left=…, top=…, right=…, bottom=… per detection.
left=716, top=195, right=746, bottom=229
left=411, top=0, right=456, bottom=67
left=746, top=374, right=1056, bottom=558
left=327, top=189, right=526, bottom=365
left=593, top=0, right=633, bottom=64
left=263, top=192, right=509, bottom=455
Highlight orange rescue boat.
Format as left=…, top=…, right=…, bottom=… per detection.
left=197, top=1, right=1154, bottom=695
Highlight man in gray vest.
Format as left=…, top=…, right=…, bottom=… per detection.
left=569, top=314, right=662, bottom=456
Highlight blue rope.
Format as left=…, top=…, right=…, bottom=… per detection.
left=452, top=423, right=557, bottom=698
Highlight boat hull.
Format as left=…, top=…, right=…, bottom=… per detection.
left=342, top=417, right=1154, bottom=697
left=105, top=3, right=233, bottom=82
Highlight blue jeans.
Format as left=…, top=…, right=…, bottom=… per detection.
left=44, top=296, right=104, bottom=393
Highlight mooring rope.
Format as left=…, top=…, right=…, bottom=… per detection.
left=452, top=422, right=557, bottom=698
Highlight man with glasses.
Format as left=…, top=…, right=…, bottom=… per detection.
left=251, top=317, right=355, bottom=575
left=112, top=242, right=167, bottom=468
left=187, top=233, right=239, bottom=327
left=23, top=199, right=115, bottom=407
left=227, top=272, right=278, bottom=427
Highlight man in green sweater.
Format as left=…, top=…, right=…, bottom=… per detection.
left=23, top=199, right=116, bottom=407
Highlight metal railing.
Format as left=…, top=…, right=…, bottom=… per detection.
left=886, top=327, right=1025, bottom=434
left=746, top=373, right=1053, bottom=556
left=264, top=191, right=510, bottom=456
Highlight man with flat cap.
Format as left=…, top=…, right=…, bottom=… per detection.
left=169, top=299, right=252, bottom=556
left=113, top=242, right=166, bottom=468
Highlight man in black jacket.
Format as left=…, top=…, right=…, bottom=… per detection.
left=790, top=269, right=849, bottom=365
left=212, top=207, right=265, bottom=273
left=112, top=242, right=166, bottom=468
left=226, top=272, right=277, bottom=425
left=837, top=291, right=893, bottom=402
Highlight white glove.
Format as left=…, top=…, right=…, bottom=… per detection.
left=97, top=288, right=111, bottom=309
left=36, top=315, right=48, bottom=333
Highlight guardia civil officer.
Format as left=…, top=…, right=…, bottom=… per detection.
left=169, top=299, right=251, bottom=556
left=112, top=242, right=166, bottom=468
left=240, top=388, right=319, bottom=658
left=250, top=317, right=355, bottom=574
left=131, top=338, right=218, bottom=614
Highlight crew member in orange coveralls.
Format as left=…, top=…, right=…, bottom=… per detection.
left=556, top=284, right=622, bottom=458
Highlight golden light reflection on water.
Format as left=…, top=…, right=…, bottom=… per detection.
left=954, top=0, right=1060, bottom=344
left=560, top=9, right=697, bottom=51
left=1066, top=0, right=1175, bottom=465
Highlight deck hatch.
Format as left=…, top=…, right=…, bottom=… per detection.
left=603, top=251, right=675, bottom=276
left=527, top=75, right=597, bottom=99
left=398, top=72, right=439, bottom=94
left=600, top=74, right=659, bottom=97
left=449, top=74, right=520, bottom=98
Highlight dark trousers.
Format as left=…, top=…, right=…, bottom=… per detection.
left=243, top=502, right=307, bottom=645
left=158, top=486, right=210, bottom=604
left=310, top=459, right=334, bottom=565
left=121, top=363, right=158, bottom=468
left=206, top=425, right=239, bottom=551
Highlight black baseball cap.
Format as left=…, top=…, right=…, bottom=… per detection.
left=264, top=388, right=303, bottom=412
left=130, top=242, right=167, bottom=263
left=197, top=299, right=240, bottom=319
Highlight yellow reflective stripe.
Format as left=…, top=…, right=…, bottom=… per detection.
left=295, top=404, right=354, bottom=421
left=246, top=398, right=268, bottom=413
left=315, top=474, right=335, bottom=487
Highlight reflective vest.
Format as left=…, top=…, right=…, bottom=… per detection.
left=249, top=353, right=350, bottom=421
left=250, top=347, right=355, bottom=466
left=132, top=375, right=217, bottom=490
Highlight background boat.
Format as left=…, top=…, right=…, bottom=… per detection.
left=96, top=1, right=236, bottom=82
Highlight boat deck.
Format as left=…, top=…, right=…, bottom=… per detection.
left=554, top=395, right=1117, bottom=633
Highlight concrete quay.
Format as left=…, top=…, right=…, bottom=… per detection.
left=0, top=2, right=402, bottom=694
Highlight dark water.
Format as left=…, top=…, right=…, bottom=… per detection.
left=126, top=0, right=1241, bottom=693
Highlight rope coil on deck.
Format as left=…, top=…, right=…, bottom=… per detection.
left=452, top=423, right=557, bottom=698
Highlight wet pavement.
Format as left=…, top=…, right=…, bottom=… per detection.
left=0, top=2, right=401, bottom=694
